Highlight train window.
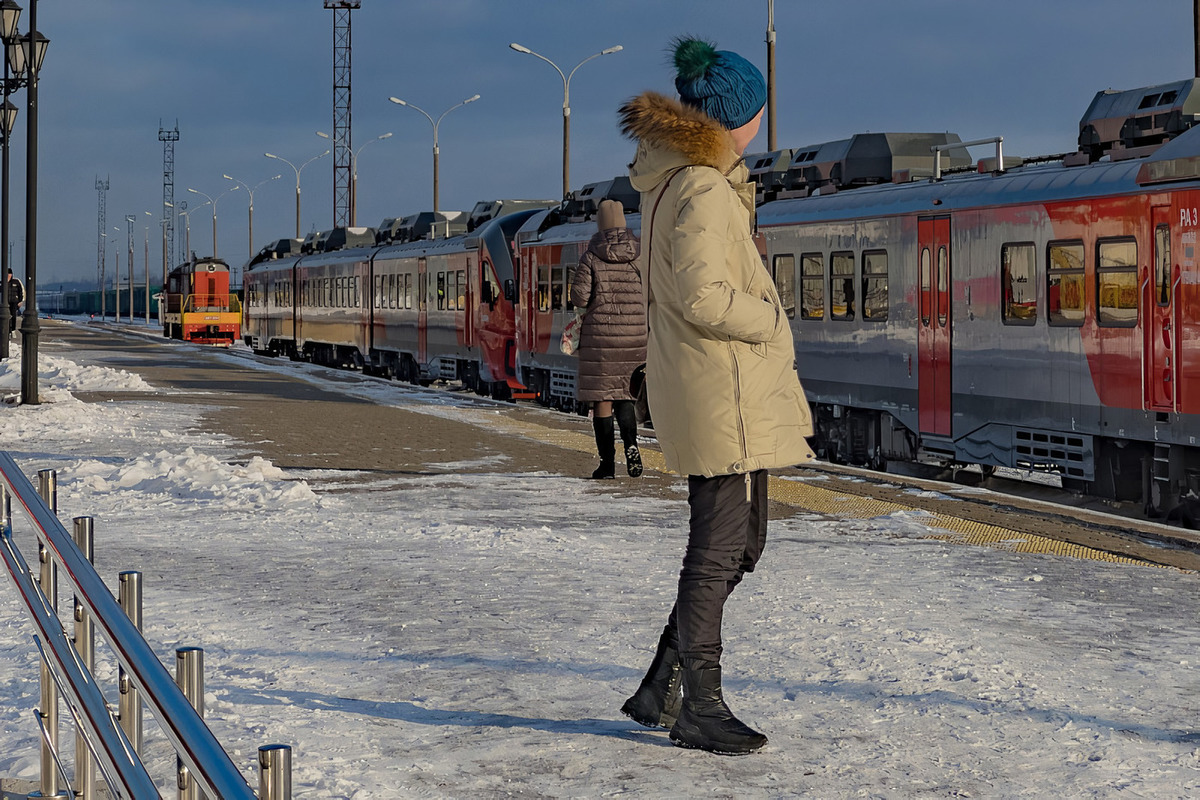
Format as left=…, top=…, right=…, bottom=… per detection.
left=457, top=269, right=466, bottom=310
left=1097, top=238, right=1138, bottom=327
left=1000, top=243, right=1037, bottom=326
left=1047, top=241, right=1084, bottom=326
left=418, top=272, right=427, bottom=312
left=800, top=253, right=824, bottom=319
left=1155, top=224, right=1171, bottom=306
left=538, top=262, right=551, bottom=312
left=830, top=251, right=855, bottom=320
left=936, top=246, right=949, bottom=326
left=437, top=272, right=446, bottom=310
left=773, top=254, right=796, bottom=319
left=861, top=251, right=887, bottom=321
left=920, top=248, right=931, bottom=325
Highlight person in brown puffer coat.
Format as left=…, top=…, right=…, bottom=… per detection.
left=571, top=198, right=646, bottom=479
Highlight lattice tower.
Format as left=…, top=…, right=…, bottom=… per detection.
left=326, top=1, right=359, bottom=227
left=95, top=176, right=108, bottom=294
left=159, top=121, right=179, bottom=267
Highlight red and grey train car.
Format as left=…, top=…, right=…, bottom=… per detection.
left=756, top=78, right=1200, bottom=514
left=162, top=257, right=241, bottom=346
left=242, top=205, right=545, bottom=398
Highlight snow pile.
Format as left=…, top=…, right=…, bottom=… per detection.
left=67, top=448, right=320, bottom=510
left=0, top=339, right=154, bottom=403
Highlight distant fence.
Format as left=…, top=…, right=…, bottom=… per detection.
left=0, top=452, right=290, bottom=799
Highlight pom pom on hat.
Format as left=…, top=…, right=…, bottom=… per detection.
left=672, top=36, right=766, bottom=130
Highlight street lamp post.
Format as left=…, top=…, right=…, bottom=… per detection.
left=317, top=130, right=391, bottom=226
left=223, top=173, right=281, bottom=264
left=125, top=214, right=135, bottom=322
left=143, top=210, right=152, bottom=324
left=186, top=185, right=239, bottom=259
left=264, top=150, right=329, bottom=239
left=178, top=200, right=209, bottom=265
left=0, top=1, right=17, bottom=360
left=388, top=95, right=478, bottom=215
left=509, top=42, right=622, bottom=199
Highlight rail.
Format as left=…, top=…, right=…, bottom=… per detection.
left=0, top=452, right=262, bottom=799
left=932, top=136, right=1004, bottom=181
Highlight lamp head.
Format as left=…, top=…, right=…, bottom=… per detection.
left=465, top=94, right=480, bottom=104
left=509, top=43, right=531, bottom=54
left=388, top=97, right=406, bottom=107
left=601, top=45, right=623, bottom=55
left=0, top=1, right=21, bottom=43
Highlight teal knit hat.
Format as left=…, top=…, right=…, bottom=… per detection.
left=673, top=37, right=766, bottom=130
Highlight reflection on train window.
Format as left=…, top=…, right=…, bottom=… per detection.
left=552, top=264, right=567, bottom=310
left=418, top=272, right=427, bottom=312
left=1097, top=238, right=1138, bottom=327
left=1155, top=224, right=1171, bottom=307
left=1000, top=243, right=1037, bottom=326
left=1047, top=241, right=1084, bottom=326
left=861, top=250, right=887, bottom=321
left=437, top=272, right=447, bottom=310
left=538, top=262, right=551, bottom=312
left=773, top=254, right=796, bottom=319
left=920, top=247, right=931, bottom=325
left=457, top=270, right=466, bottom=310
left=800, top=252, right=824, bottom=320
left=830, top=251, right=854, bottom=321
left=936, top=246, right=948, bottom=326
left=404, top=274, right=413, bottom=310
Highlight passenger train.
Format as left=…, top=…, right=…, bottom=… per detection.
left=242, top=77, right=1200, bottom=518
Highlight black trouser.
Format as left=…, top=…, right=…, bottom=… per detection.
left=8, top=304, right=16, bottom=332
left=665, top=469, right=769, bottom=668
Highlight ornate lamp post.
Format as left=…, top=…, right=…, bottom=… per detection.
left=264, top=150, right=328, bottom=239
left=13, top=2, right=46, bottom=405
left=222, top=172, right=281, bottom=266
left=316, top=130, right=391, bottom=226
left=0, top=0, right=22, bottom=360
left=508, top=42, right=621, bottom=199
left=388, top=94, right=478, bottom=215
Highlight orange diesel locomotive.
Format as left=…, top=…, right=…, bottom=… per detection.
left=162, top=257, right=242, bottom=346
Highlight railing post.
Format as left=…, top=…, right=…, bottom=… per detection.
left=176, top=647, right=205, bottom=800
left=257, top=745, right=292, bottom=800
left=117, top=570, right=143, bottom=755
left=72, top=517, right=96, bottom=800
left=34, top=468, right=67, bottom=800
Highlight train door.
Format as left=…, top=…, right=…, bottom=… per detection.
left=917, top=216, right=952, bottom=436
left=1145, top=203, right=1178, bottom=411
left=417, top=257, right=428, bottom=365
left=463, top=256, right=474, bottom=345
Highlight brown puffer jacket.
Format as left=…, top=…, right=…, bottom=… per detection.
left=570, top=227, right=647, bottom=403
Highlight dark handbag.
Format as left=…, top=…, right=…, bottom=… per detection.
left=630, top=363, right=651, bottom=426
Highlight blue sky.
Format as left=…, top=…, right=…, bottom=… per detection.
left=6, top=0, right=1197, bottom=285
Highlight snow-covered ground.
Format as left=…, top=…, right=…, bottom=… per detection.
left=3, top=330, right=1200, bottom=798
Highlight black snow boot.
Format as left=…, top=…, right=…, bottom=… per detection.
left=669, top=664, right=767, bottom=755
left=614, top=400, right=642, bottom=477
left=591, top=415, right=616, bottom=479
left=621, top=626, right=683, bottom=729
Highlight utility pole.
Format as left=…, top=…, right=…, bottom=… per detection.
left=766, top=0, right=776, bottom=151
left=158, top=120, right=179, bottom=283
left=325, top=1, right=359, bottom=228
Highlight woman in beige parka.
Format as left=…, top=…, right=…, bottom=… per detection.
left=615, top=37, right=814, bottom=756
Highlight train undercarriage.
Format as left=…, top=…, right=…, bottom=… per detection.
left=811, top=404, right=1200, bottom=525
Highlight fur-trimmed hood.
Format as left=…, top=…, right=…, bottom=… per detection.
left=618, top=91, right=745, bottom=193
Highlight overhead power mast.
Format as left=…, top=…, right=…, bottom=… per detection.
left=326, top=1, right=358, bottom=227
left=159, top=121, right=179, bottom=278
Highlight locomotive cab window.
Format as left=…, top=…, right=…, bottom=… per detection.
left=1097, top=237, right=1138, bottom=327
left=1001, top=243, right=1037, bottom=325
left=830, top=251, right=855, bottom=320
left=800, top=253, right=824, bottom=320
left=861, top=250, right=887, bottom=321
left=1047, top=241, right=1085, bottom=326
left=773, top=254, right=796, bottom=319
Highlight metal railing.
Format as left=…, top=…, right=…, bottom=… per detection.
left=0, top=452, right=291, bottom=799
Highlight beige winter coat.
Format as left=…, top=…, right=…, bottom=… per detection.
left=619, top=92, right=814, bottom=477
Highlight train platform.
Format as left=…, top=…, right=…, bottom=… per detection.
left=30, top=318, right=1200, bottom=572
left=5, top=319, right=1200, bottom=797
